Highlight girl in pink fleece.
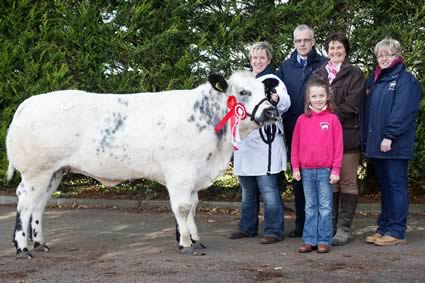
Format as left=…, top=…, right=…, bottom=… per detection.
left=291, top=78, right=343, bottom=253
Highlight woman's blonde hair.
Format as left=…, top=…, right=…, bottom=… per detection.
left=304, top=78, right=336, bottom=117
left=374, top=37, right=401, bottom=57
left=248, top=41, right=273, bottom=61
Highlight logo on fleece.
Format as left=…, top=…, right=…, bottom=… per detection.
left=320, top=122, right=330, bottom=130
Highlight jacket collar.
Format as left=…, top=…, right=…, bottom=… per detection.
left=374, top=61, right=405, bottom=82
left=310, top=107, right=331, bottom=117
left=290, top=48, right=323, bottom=65
left=255, top=64, right=274, bottom=78
left=373, top=57, right=404, bottom=82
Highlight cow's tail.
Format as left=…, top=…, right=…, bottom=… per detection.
left=6, top=162, right=15, bottom=182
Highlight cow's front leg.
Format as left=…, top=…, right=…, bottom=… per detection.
left=168, top=187, right=197, bottom=255
left=188, top=191, right=206, bottom=250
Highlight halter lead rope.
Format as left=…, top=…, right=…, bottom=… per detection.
left=259, top=124, right=279, bottom=175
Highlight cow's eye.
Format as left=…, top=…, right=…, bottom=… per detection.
left=239, top=90, right=251, bottom=96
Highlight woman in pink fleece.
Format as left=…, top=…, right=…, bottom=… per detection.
left=291, top=78, right=343, bottom=253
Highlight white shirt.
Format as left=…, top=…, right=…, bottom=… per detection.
left=233, top=74, right=291, bottom=176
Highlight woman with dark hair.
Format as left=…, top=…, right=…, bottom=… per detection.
left=311, top=32, right=365, bottom=246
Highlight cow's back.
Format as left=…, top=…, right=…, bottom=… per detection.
left=7, top=89, right=231, bottom=186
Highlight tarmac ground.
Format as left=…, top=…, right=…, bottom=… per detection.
left=1, top=202, right=425, bottom=283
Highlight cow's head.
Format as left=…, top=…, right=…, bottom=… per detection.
left=208, top=71, right=279, bottom=126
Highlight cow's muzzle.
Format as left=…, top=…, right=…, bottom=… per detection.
left=249, top=98, right=279, bottom=125
left=262, top=107, right=279, bottom=121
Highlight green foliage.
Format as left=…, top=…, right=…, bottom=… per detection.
left=0, top=0, right=424, bottom=190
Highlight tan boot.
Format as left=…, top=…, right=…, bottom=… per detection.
left=366, top=233, right=383, bottom=243
left=374, top=235, right=407, bottom=246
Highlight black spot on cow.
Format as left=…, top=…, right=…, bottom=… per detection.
left=47, top=172, right=58, bottom=191
left=215, top=123, right=227, bottom=140
left=14, top=212, right=23, bottom=233
left=35, top=220, right=39, bottom=225
left=111, top=113, right=126, bottom=133
left=98, top=113, right=126, bottom=153
left=28, top=215, right=33, bottom=240
left=117, top=97, right=129, bottom=106
left=206, top=152, right=212, bottom=160
left=17, top=183, right=23, bottom=196
left=191, top=92, right=226, bottom=132
left=196, top=123, right=207, bottom=131
left=193, top=101, right=200, bottom=111
left=22, top=232, right=26, bottom=237
left=33, top=229, right=38, bottom=238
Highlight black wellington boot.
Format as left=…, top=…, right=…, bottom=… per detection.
left=332, top=193, right=358, bottom=246
left=332, top=192, right=340, bottom=237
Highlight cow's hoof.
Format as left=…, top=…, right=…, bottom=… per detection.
left=16, top=248, right=33, bottom=259
left=34, top=242, right=50, bottom=252
left=179, top=246, right=198, bottom=255
left=192, top=241, right=206, bottom=249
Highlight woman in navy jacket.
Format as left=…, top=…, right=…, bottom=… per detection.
left=362, top=37, right=422, bottom=246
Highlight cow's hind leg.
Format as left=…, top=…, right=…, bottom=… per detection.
left=188, top=191, right=206, bottom=250
left=32, top=170, right=64, bottom=252
left=13, top=174, right=53, bottom=258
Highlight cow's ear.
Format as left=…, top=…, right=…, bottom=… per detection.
left=262, top=78, right=279, bottom=94
left=208, top=74, right=228, bottom=93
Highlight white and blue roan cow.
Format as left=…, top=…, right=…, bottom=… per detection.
left=6, top=71, right=279, bottom=258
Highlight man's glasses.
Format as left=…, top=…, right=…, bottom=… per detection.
left=294, top=38, right=312, bottom=44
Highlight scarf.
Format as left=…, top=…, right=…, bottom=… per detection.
left=325, top=61, right=341, bottom=84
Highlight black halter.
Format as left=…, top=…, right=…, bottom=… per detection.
left=247, top=98, right=269, bottom=125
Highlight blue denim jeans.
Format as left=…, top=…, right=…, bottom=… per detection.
left=301, top=168, right=333, bottom=245
left=238, top=174, right=284, bottom=240
left=372, top=158, right=409, bottom=240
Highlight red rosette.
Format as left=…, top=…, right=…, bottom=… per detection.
left=233, top=103, right=247, bottom=120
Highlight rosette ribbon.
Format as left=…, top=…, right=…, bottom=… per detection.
left=214, top=96, right=247, bottom=150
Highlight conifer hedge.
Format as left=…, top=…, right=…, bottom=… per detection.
left=1, top=1, right=424, bottom=186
